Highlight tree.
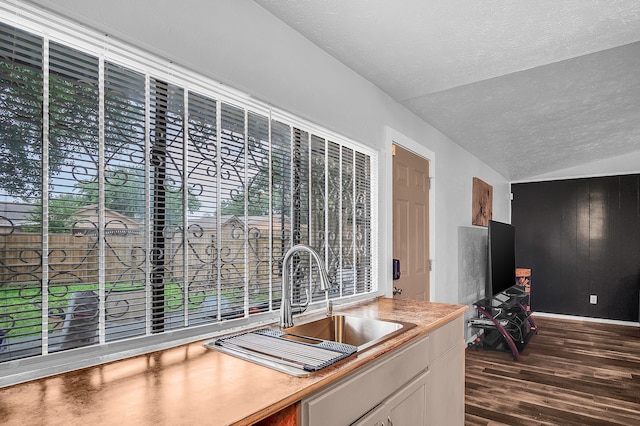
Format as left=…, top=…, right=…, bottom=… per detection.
left=220, top=136, right=289, bottom=216
left=24, top=165, right=201, bottom=233
left=2, top=52, right=200, bottom=233
left=21, top=195, right=85, bottom=234
left=0, top=62, right=49, bottom=199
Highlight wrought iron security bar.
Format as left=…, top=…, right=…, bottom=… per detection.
left=0, top=18, right=376, bottom=364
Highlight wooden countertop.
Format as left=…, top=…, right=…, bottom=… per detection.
left=0, top=297, right=467, bottom=426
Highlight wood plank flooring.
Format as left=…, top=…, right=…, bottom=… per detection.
left=465, top=316, right=640, bottom=426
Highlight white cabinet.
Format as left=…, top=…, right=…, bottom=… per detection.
left=426, top=317, right=466, bottom=425
left=302, top=316, right=464, bottom=426
left=426, top=340, right=465, bottom=425
left=303, top=332, right=431, bottom=425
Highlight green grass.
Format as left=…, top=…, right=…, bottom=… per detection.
left=1, top=283, right=96, bottom=337
left=0, top=281, right=269, bottom=339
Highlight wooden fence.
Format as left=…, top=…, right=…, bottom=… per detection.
left=0, top=230, right=272, bottom=286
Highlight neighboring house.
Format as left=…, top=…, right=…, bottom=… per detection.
left=72, top=204, right=142, bottom=236
left=191, top=214, right=292, bottom=238
left=0, top=202, right=143, bottom=236
left=0, top=201, right=36, bottom=234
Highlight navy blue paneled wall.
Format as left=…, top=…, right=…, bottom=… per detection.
left=512, top=174, right=640, bottom=322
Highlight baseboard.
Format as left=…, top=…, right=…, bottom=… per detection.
left=534, top=311, right=640, bottom=327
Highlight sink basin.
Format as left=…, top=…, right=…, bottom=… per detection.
left=282, top=315, right=416, bottom=352
left=205, top=314, right=416, bottom=376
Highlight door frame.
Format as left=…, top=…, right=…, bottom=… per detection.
left=384, top=127, right=436, bottom=301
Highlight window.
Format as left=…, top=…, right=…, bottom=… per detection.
left=0, top=16, right=377, bottom=367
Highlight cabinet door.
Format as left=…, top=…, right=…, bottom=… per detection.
left=426, top=340, right=465, bottom=426
left=352, top=371, right=428, bottom=426
left=385, top=370, right=428, bottom=426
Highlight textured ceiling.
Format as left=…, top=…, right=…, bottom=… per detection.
left=254, top=0, right=640, bottom=180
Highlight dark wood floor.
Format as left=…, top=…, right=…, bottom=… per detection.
left=465, top=316, right=640, bottom=426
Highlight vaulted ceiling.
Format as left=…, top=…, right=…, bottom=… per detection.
left=254, top=0, right=640, bottom=180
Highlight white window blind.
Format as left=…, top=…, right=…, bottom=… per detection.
left=0, top=22, right=44, bottom=360
left=0, top=14, right=377, bottom=367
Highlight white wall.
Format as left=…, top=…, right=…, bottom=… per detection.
left=23, top=0, right=511, bottom=304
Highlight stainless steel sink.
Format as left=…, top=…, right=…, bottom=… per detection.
left=282, top=314, right=416, bottom=352
left=205, top=314, right=416, bottom=376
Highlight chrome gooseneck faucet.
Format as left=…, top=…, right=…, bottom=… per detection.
left=280, top=244, right=331, bottom=328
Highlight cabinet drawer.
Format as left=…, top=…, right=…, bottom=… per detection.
left=302, top=334, right=430, bottom=426
left=429, top=316, right=463, bottom=361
